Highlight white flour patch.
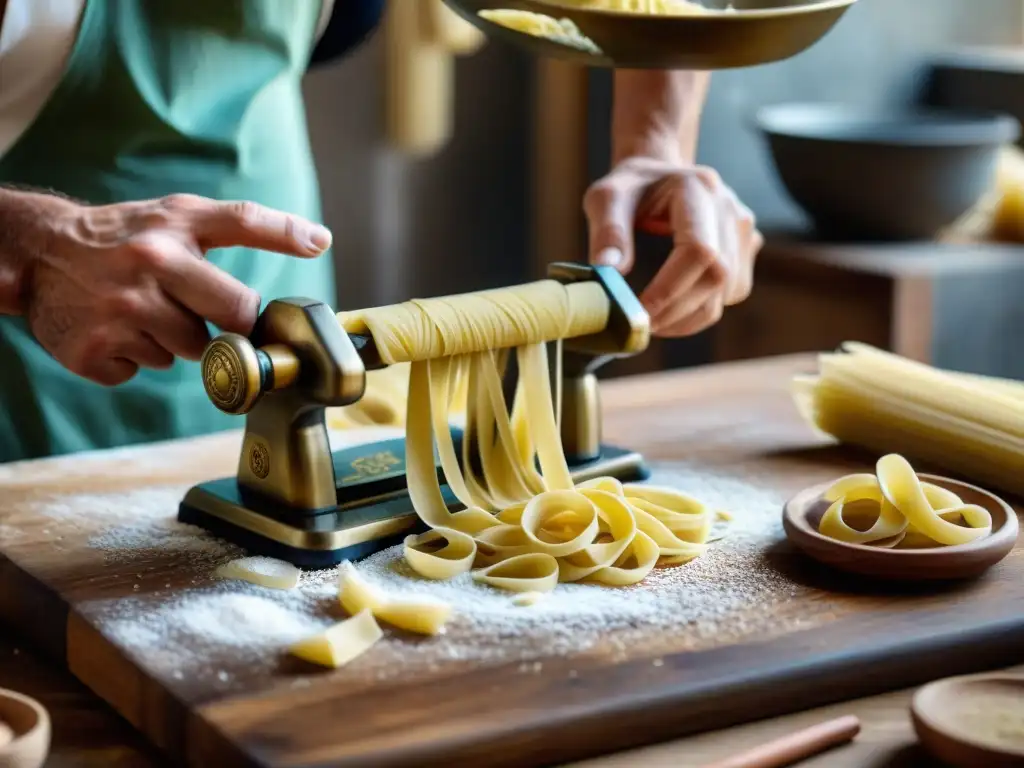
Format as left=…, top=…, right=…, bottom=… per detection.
left=85, top=461, right=798, bottom=685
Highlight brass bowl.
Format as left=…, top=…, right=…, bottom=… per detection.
left=442, top=0, right=858, bottom=70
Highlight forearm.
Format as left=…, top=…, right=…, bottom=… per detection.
left=0, top=187, right=71, bottom=316
left=611, top=70, right=710, bottom=166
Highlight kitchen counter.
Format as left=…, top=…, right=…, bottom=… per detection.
left=1, top=354, right=1018, bottom=767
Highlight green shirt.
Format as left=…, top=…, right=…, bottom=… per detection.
left=0, top=0, right=336, bottom=461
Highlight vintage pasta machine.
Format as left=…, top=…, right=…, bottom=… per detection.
left=178, top=262, right=650, bottom=567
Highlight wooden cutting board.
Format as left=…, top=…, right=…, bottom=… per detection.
left=1, top=354, right=1022, bottom=768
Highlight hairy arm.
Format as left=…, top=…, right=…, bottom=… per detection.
left=0, top=187, right=70, bottom=316
left=610, top=69, right=711, bottom=165
left=0, top=184, right=332, bottom=385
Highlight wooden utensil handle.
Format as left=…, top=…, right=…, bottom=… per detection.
left=638, top=213, right=672, bottom=237
left=701, top=715, right=861, bottom=768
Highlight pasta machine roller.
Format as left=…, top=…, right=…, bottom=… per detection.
left=177, top=262, right=650, bottom=568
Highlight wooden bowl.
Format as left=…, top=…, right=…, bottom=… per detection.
left=442, top=0, right=858, bottom=70
left=782, top=474, right=1019, bottom=581
left=911, top=672, right=1024, bottom=767
left=0, top=689, right=50, bottom=768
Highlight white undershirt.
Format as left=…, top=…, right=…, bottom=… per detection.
left=0, top=0, right=335, bottom=161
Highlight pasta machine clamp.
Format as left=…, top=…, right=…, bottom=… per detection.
left=178, top=262, right=652, bottom=567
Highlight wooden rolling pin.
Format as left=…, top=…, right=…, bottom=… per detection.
left=701, top=715, right=861, bottom=768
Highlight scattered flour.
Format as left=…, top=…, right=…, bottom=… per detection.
left=85, top=461, right=801, bottom=686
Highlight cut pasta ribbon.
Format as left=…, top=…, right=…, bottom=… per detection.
left=335, top=279, right=725, bottom=595
left=338, top=561, right=452, bottom=636
left=289, top=610, right=383, bottom=669
left=818, top=454, right=991, bottom=549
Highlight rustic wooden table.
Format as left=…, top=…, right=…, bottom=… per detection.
left=0, top=354, right=1018, bottom=767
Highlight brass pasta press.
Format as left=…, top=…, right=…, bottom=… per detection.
left=178, top=262, right=650, bottom=567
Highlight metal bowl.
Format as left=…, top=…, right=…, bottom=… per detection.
left=757, top=103, right=1021, bottom=240
left=442, top=0, right=858, bottom=70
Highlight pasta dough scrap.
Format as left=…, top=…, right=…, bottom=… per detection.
left=817, top=453, right=992, bottom=549
left=336, top=278, right=724, bottom=594
left=214, top=556, right=300, bottom=590
left=338, top=561, right=453, bottom=636
left=289, top=610, right=383, bottom=669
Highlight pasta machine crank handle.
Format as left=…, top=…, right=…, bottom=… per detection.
left=546, top=262, right=652, bottom=465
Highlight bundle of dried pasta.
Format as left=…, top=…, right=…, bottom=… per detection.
left=793, top=341, right=1024, bottom=498
left=818, top=453, right=991, bottom=549
left=337, top=278, right=724, bottom=594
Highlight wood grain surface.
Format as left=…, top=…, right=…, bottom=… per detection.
left=1, top=354, right=1022, bottom=768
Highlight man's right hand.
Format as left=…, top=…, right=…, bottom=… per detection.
left=0, top=190, right=332, bottom=386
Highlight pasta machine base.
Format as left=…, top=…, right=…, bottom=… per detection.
left=177, top=430, right=649, bottom=568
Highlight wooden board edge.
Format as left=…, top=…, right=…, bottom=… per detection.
left=0, top=554, right=67, bottom=660
left=197, top=598, right=1024, bottom=768
left=66, top=612, right=193, bottom=764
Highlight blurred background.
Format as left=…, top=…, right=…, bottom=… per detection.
left=303, top=0, right=1024, bottom=380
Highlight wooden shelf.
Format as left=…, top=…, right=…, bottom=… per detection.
left=714, top=231, right=1024, bottom=378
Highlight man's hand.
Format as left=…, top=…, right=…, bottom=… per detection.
left=584, top=156, right=762, bottom=337
left=0, top=190, right=332, bottom=386
left=583, top=69, right=763, bottom=338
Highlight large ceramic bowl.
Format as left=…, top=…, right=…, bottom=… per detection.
left=756, top=102, right=1021, bottom=240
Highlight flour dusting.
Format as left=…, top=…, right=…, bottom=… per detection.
left=83, top=461, right=799, bottom=687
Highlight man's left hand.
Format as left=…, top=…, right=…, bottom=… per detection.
left=584, top=156, right=763, bottom=337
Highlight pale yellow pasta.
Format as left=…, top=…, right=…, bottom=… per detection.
left=477, top=0, right=721, bottom=55
left=327, top=362, right=469, bottom=429
left=794, top=344, right=1024, bottom=501
left=816, top=453, right=992, bottom=549
left=214, top=556, right=300, bottom=590
left=555, top=0, right=711, bottom=14
left=336, top=278, right=725, bottom=593
left=794, top=342, right=1024, bottom=500
left=876, top=454, right=991, bottom=546
left=338, top=561, right=453, bottom=636
left=289, top=609, right=383, bottom=669
left=473, top=553, right=560, bottom=593
left=403, top=528, right=477, bottom=580
left=477, top=10, right=601, bottom=53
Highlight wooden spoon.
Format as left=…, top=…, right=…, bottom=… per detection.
left=912, top=672, right=1024, bottom=768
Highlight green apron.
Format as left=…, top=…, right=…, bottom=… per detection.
left=0, top=0, right=335, bottom=462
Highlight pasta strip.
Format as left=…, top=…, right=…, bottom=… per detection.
left=816, top=453, right=992, bottom=549
left=338, top=279, right=723, bottom=593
